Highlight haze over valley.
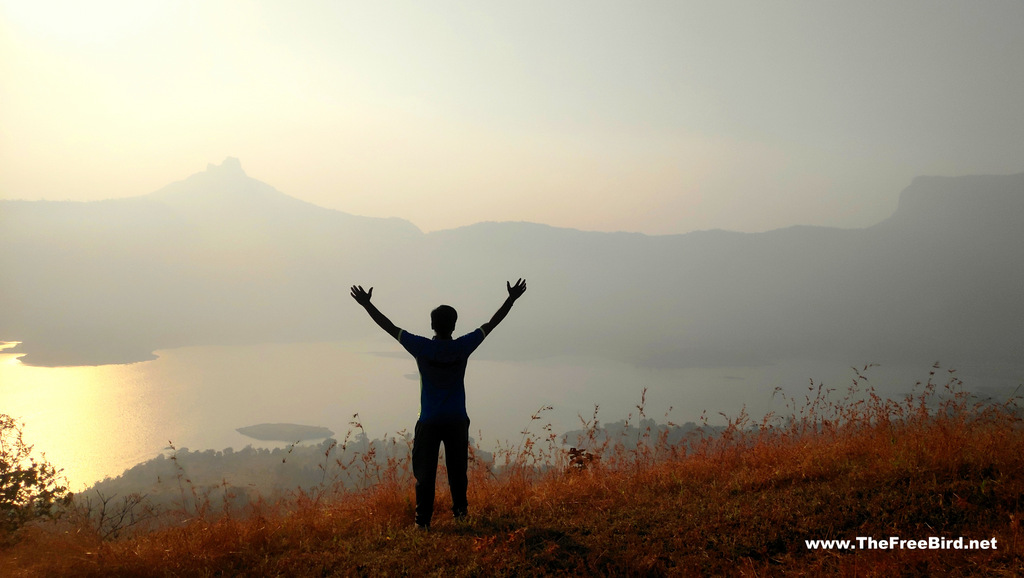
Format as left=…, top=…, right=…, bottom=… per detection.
left=3, top=158, right=1022, bottom=372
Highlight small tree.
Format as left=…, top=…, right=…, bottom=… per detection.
left=0, top=414, right=71, bottom=537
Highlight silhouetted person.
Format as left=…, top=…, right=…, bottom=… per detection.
left=351, top=278, right=527, bottom=529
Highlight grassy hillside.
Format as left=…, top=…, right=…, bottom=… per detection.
left=3, top=365, right=1022, bottom=576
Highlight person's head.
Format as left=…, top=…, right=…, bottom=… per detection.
left=431, top=305, right=457, bottom=337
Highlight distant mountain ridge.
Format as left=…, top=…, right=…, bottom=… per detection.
left=144, top=157, right=421, bottom=234
left=1, top=160, right=1022, bottom=368
left=887, top=173, right=1024, bottom=223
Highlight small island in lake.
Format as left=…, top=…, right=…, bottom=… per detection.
left=236, top=423, right=335, bottom=442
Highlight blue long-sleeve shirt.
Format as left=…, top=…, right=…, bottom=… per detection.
left=397, top=327, right=487, bottom=424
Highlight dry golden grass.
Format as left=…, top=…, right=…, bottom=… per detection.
left=3, top=364, right=1022, bottom=576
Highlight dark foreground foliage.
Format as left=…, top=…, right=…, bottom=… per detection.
left=0, top=415, right=71, bottom=541
left=2, top=365, right=1022, bottom=576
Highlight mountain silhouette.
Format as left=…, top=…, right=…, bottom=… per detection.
left=1, top=160, right=1021, bottom=368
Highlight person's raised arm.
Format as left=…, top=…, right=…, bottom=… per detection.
left=481, top=278, right=527, bottom=336
left=350, top=285, right=401, bottom=340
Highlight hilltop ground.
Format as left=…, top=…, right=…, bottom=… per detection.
left=2, top=366, right=1022, bottom=576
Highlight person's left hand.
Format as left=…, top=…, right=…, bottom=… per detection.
left=350, top=285, right=373, bottom=306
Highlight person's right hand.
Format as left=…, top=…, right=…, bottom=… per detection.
left=506, top=278, right=527, bottom=301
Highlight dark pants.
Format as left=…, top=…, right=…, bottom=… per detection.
left=412, top=418, right=469, bottom=527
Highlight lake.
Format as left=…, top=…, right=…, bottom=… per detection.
left=2, top=340, right=1021, bottom=491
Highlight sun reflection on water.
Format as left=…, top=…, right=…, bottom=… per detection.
left=4, top=340, right=1001, bottom=496
left=0, top=347, right=158, bottom=491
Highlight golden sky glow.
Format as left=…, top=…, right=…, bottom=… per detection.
left=2, top=1, right=1022, bottom=234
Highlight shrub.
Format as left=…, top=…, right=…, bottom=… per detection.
left=0, top=414, right=71, bottom=538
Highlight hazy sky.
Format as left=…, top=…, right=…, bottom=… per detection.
left=2, top=1, right=1022, bottom=234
